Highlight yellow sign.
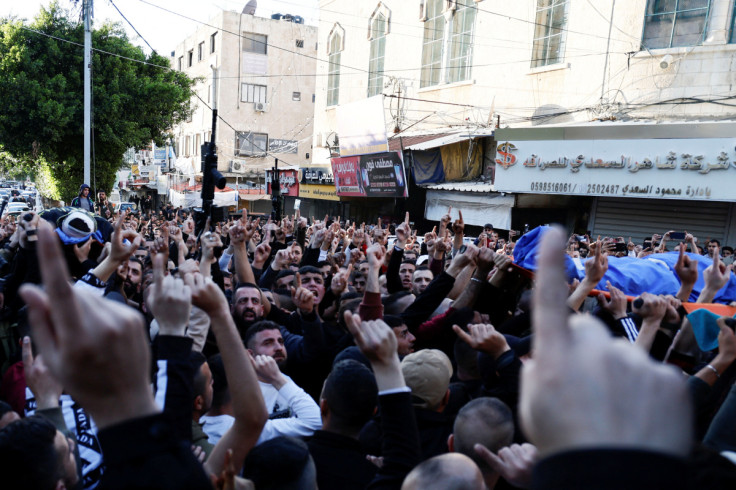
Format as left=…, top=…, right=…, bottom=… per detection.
left=299, top=184, right=339, bottom=201
left=132, top=164, right=140, bottom=176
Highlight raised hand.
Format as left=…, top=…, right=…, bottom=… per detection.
left=452, top=323, right=510, bottom=359
left=22, top=336, right=63, bottom=409
left=19, top=223, right=158, bottom=429
left=701, top=247, right=732, bottom=301
left=597, top=281, right=628, bottom=320
left=582, top=239, right=608, bottom=285
left=331, top=264, right=353, bottom=296
left=474, top=443, right=538, bottom=490
left=149, top=254, right=192, bottom=335
left=452, top=210, right=465, bottom=235
left=253, top=242, right=271, bottom=267
left=184, top=271, right=230, bottom=318
left=521, top=227, right=692, bottom=458
left=674, top=244, right=698, bottom=287
left=252, top=354, right=287, bottom=389
left=291, top=272, right=315, bottom=314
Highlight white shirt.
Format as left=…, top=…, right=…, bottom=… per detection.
left=256, top=374, right=322, bottom=445
left=199, top=414, right=235, bottom=446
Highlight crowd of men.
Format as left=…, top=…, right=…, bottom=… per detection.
left=0, top=185, right=735, bottom=489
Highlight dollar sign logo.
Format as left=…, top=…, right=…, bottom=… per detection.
left=496, top=143, right=517, bottom=169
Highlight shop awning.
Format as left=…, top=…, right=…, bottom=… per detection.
left=389, top=131, right=493, bottom=151
left=425, top=188, right=513, bottom=230
left=238, top=191, right=271, bottom=201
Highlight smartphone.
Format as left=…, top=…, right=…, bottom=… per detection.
left=643, top=241, right=652, bottom=249
left=458, top=245, right=468, bottom=254
left=614, top=242, right=628, bottom=252
left=575, top=235, right=586, bottom=242
left=670, top=232, right=686, bottom=240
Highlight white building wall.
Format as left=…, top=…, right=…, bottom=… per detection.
left=313, top=0, right=736, bottom=162
left=172, top=11, right=317, bottom=177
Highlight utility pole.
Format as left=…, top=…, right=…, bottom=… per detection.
left=83, top=0, right=93, bottom=185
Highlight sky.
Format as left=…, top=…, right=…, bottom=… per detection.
left=2, top=0, right=320, bottom=55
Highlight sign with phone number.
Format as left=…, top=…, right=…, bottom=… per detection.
left=496, top=138, right=735, bottom=201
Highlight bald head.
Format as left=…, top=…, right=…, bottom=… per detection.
left=450, top=397, right=514, bottom=475
left=402, top=453, right=484, bottom=490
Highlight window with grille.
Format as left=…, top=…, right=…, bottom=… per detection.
left=368, top=13, right=387, bottom=97
left=243, top=33, right=268, bottom=54
left=642, top=0, right=710, bottom=49
left=327, top=32, right=342, bottom=106
left=241, top=84, right=268, bottom=104
left=236, top=132, right=268, bottom=156
left=531, top=0, right=569, bottom=68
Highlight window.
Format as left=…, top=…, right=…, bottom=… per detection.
left=447, top=3, right=477, bottom=83
left=243, top=33, right=268, bottom=54
left=312, top=94, right=316, bottom=103
left=420, top=0, right=478, bottom=88
left=178, top=56, right=183, bottom=71
left=241, top=83, right=267, bottom=103
left=368, top=13, right=387, bottom=97
left=198, top=42, right=204, bottom=61
left=292, top=91, right=301, bottom=101
left=296, top=39, right=304, bottom=48
left=187, top=50, right=193, bottom=67
left=420, top=0, right=445, bottom=88
left=531, top=0, right=569, bottom=68
left=327, top=30, right=343, bottom=106
left=236, top=132, right=268, bottom=156
left=195, top=134, right=201, bottom=155
left=210, top=32, right=217, bottom=53
left=643, top=0, right=710, bottom=49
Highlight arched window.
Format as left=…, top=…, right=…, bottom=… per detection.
left=327, top=27, right=343, bottom=106
left=368, top=13, right=387, bottom=97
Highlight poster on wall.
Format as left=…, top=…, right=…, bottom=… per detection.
left=330, top=151, right=408, bottom=198
left=266, top=169, right=299, bottom=196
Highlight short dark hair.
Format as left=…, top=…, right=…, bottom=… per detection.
left=275, top=270, right=296, bottom=282
left=383, top=315, right=405, bottom=329
left=723, top=246, right=734, bottom=254
left=709, top=239, right=721, bottom=246
left=400, top=260, right=417, bottom=267
left=244, top=320, right=281, bottom=350
left=322, top=360, right=377, bottom=430
left=0, top=415, right=60, bottom=489
left=298, top=265, right=322, bottom=276
left=453, top=397, right=514, bottom=474
left=0, top=401, right=15, bottom=420
left=234, top=282, right=261, bottom=294
left=243, top=436, right=316, bottom=490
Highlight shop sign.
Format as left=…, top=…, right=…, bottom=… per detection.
left=269, top=139, right=298, bottom=154
left=266, top=169, right=299, bottom=196
left=495, top=138, right=736, bottom=201
left=299, top=184, right=340, bottom=201
left=301, top=166, right=334, bottom=185
left=330, top=151, right=408, bottom=198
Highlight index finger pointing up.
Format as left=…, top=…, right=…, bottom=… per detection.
left=153, top=253, right=166, bottom=290
left=404, top=212, right=410, bottom=225
left=532, top=227, right=572, bottom=356
left=294, top=272, right=302, bottom=289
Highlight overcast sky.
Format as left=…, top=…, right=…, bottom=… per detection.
left=2, top=0, right=319, bottom=54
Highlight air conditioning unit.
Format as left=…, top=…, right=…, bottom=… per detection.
left=230, top=160, right=246, bottom=173
left=254, top=102, right=267, bottom=112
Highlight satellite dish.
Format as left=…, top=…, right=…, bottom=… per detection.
left=243, top=0, right=257, bottom=15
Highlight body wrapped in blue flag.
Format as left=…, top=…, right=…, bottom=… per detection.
left=513, top=226, right=736, bottom=304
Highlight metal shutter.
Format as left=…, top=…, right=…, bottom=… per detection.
left=590, top=197, right=731, bottom=245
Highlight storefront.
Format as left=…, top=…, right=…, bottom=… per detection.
left=493, top=121, right=736, bottom=244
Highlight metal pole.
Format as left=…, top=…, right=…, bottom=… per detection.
left=83, top=0, right=92, bottom=185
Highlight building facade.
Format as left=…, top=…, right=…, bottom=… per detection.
left=171, top=10, right=317, bottom=214
left=312, top=0, right=736, bottom=243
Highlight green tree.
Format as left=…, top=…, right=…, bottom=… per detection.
left=0, top=2, right=194, bottom=201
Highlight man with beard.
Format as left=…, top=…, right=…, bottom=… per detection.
left=245, top=321, right=322, bottom=444
left=123, top=257, right=144, bottom=304
left=231, top=283, right=324, bottom=370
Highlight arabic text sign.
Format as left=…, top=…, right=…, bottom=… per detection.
left=494, top=138, right=736, bottom=201
left=266, top=169, right=299, bottom=196
left=331, top=156, right=363, bottom=196
left=331, top=152, right=408, bottom=198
